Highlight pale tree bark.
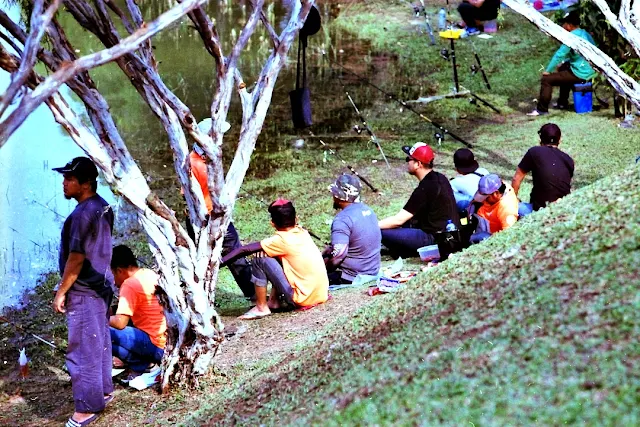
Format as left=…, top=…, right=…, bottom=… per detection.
left=0, top=0, right=316, bottom=389
left=502, top=0, right=640, bottom=109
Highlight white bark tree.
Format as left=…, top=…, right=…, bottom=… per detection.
left=502, top=0, right=640, bottom=109
left=0, top=0, right=316, bottom=390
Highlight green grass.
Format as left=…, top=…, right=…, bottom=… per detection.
left=191, top=161, right=640, bottom=426
left=179, top=2, right=640, bottom=425
left=2, top=1, right=640, bottom=425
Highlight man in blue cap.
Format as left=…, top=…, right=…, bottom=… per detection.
left=470, top=173, right=518, bottom=243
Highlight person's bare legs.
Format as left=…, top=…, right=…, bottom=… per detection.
left=238, top=285, right=271, bottom=319
left=268, top=287, right=282, bottom=310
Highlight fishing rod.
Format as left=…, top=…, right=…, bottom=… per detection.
left=0, top=315, right=62, bottom=352
left=240, top=191, right=327, bottom=244
left=322, top=50, right=473, bottom=148
left=469, top=93, right=501, bottom=114
left=345, top=91, right=391, bottom=169
left=307, top=130, right=380, bottom=193
left=469, top=41, right=491, bottom=91
left=399, top=0, right=435, bottom=45
left=418, top=1, right=436, bottom=45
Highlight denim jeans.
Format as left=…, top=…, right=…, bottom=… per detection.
left=110, top=326, right=164, bottom=374
left=67, top=293, right=113, bottom=413
left=186, top=221, right=254, bottom=298
left=381, top=227, right=435, bottom=258
left=518, top=202, right=534, bottom=218
left=250, top=256, right=296, bottom=305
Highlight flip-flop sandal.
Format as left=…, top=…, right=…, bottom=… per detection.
left=238, top=310, right=271, bottom=320
left=65, top=413, right=100, bottom=427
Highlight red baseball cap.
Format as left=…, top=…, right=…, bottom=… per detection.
left=402, top=142, right=434, bottom=164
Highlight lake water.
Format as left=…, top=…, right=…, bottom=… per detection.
left=0, top=0, right=402, bottom=307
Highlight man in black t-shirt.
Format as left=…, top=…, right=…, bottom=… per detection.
left=378, top=143, right=459, bottom=258
left=512, top=123, right=574, bottom=216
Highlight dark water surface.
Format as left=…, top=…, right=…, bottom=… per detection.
left=0, top=0, right=403, bottom=306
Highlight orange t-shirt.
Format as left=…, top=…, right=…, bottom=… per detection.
left=190, top=151, right=213, bottom=213
left=116, top=269, right=167, bottom=349
left=260, top=227, right=329, bottom=307
left=477, top=183, right=519, bottom=233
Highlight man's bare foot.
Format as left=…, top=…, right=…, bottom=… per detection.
left=238, top=306, right=271, bottom=320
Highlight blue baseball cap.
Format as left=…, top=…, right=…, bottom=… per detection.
left=474, top=173, right=502, bottom=201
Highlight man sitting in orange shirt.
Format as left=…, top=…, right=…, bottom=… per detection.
left=470, top=174, right=518, bottom=243
left=110, top=245, right=166, bottom=377
left=221, top=199, right=329, bottom=320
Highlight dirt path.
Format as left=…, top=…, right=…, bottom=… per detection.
left=214, top=286, right=373, bottom=370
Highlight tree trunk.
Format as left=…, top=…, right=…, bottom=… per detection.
left=0, top=0, right=316, bottom=389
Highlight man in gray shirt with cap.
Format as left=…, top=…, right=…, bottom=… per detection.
left=324, top=173, right=381, bottom=285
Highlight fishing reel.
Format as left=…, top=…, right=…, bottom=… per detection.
left=440, top=48, right=450, bottom=61
left=470, top=64, right=481, bottom=75
left=434, top=131, right=445, bottom=145
left=469, top=97, right=477, bottom=105
left=353, top=124, right=363, bottom=135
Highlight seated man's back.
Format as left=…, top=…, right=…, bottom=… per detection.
left=118, top=268, right=167, bottom=349
left=332, top=201, right=381, bottom=281
left=261, top=226, right=329, bottom=307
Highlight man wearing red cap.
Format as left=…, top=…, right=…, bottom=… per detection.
left=378, top=143, right=459, bottom=258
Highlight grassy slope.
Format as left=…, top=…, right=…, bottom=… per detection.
left=188, top=3, right=640, bottom=425
left=2, top=2, right=640, bottom=425
left=194, top=157, right=640, bottom=426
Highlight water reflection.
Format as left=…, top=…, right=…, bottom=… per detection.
left=1, top=0, right=401, bottom=306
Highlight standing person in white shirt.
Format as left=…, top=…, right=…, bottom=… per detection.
left=450, top=148, right=489, bottom=211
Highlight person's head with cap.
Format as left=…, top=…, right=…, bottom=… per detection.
left=453, top=148, right=480, bottom=175
left=329, top=173, right=361, bottom=209
left=52, top=156, right=99, bottom=199
left=194, top=118, right=231, bottom=157
left=560, top=10, right=581, bottom=30
left=402, top=142, right=435, bottom=177
left=474, top=173, right=506, bottom=205
left=538, top=123, right=562, bottom=146
left=268, top=198, right=297, bottom=230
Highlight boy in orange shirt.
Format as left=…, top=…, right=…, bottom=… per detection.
left=110, top=245, right=166, bottom=377
left=471, top=174, right=519, bottom=243
left=222, top=199, right=329, bottom=320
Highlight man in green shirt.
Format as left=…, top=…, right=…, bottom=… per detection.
left=528, top=11, right=597, bottom=116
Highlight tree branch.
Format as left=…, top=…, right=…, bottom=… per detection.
left=0, top=0, right=209, bottom=145
left=260, top=9, right=279, bottom=49
left=503, top=0, right=640, bottom=109
left=591, top=0, right=640, bottom=58
left=0, top=0, right=62, bottom=117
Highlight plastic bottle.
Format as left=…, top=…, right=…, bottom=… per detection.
left=445, top=219, right=457, bottom=232
left=438, top=8, right=447, bottom=30
left=19, top=348, right=28, bottom=378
